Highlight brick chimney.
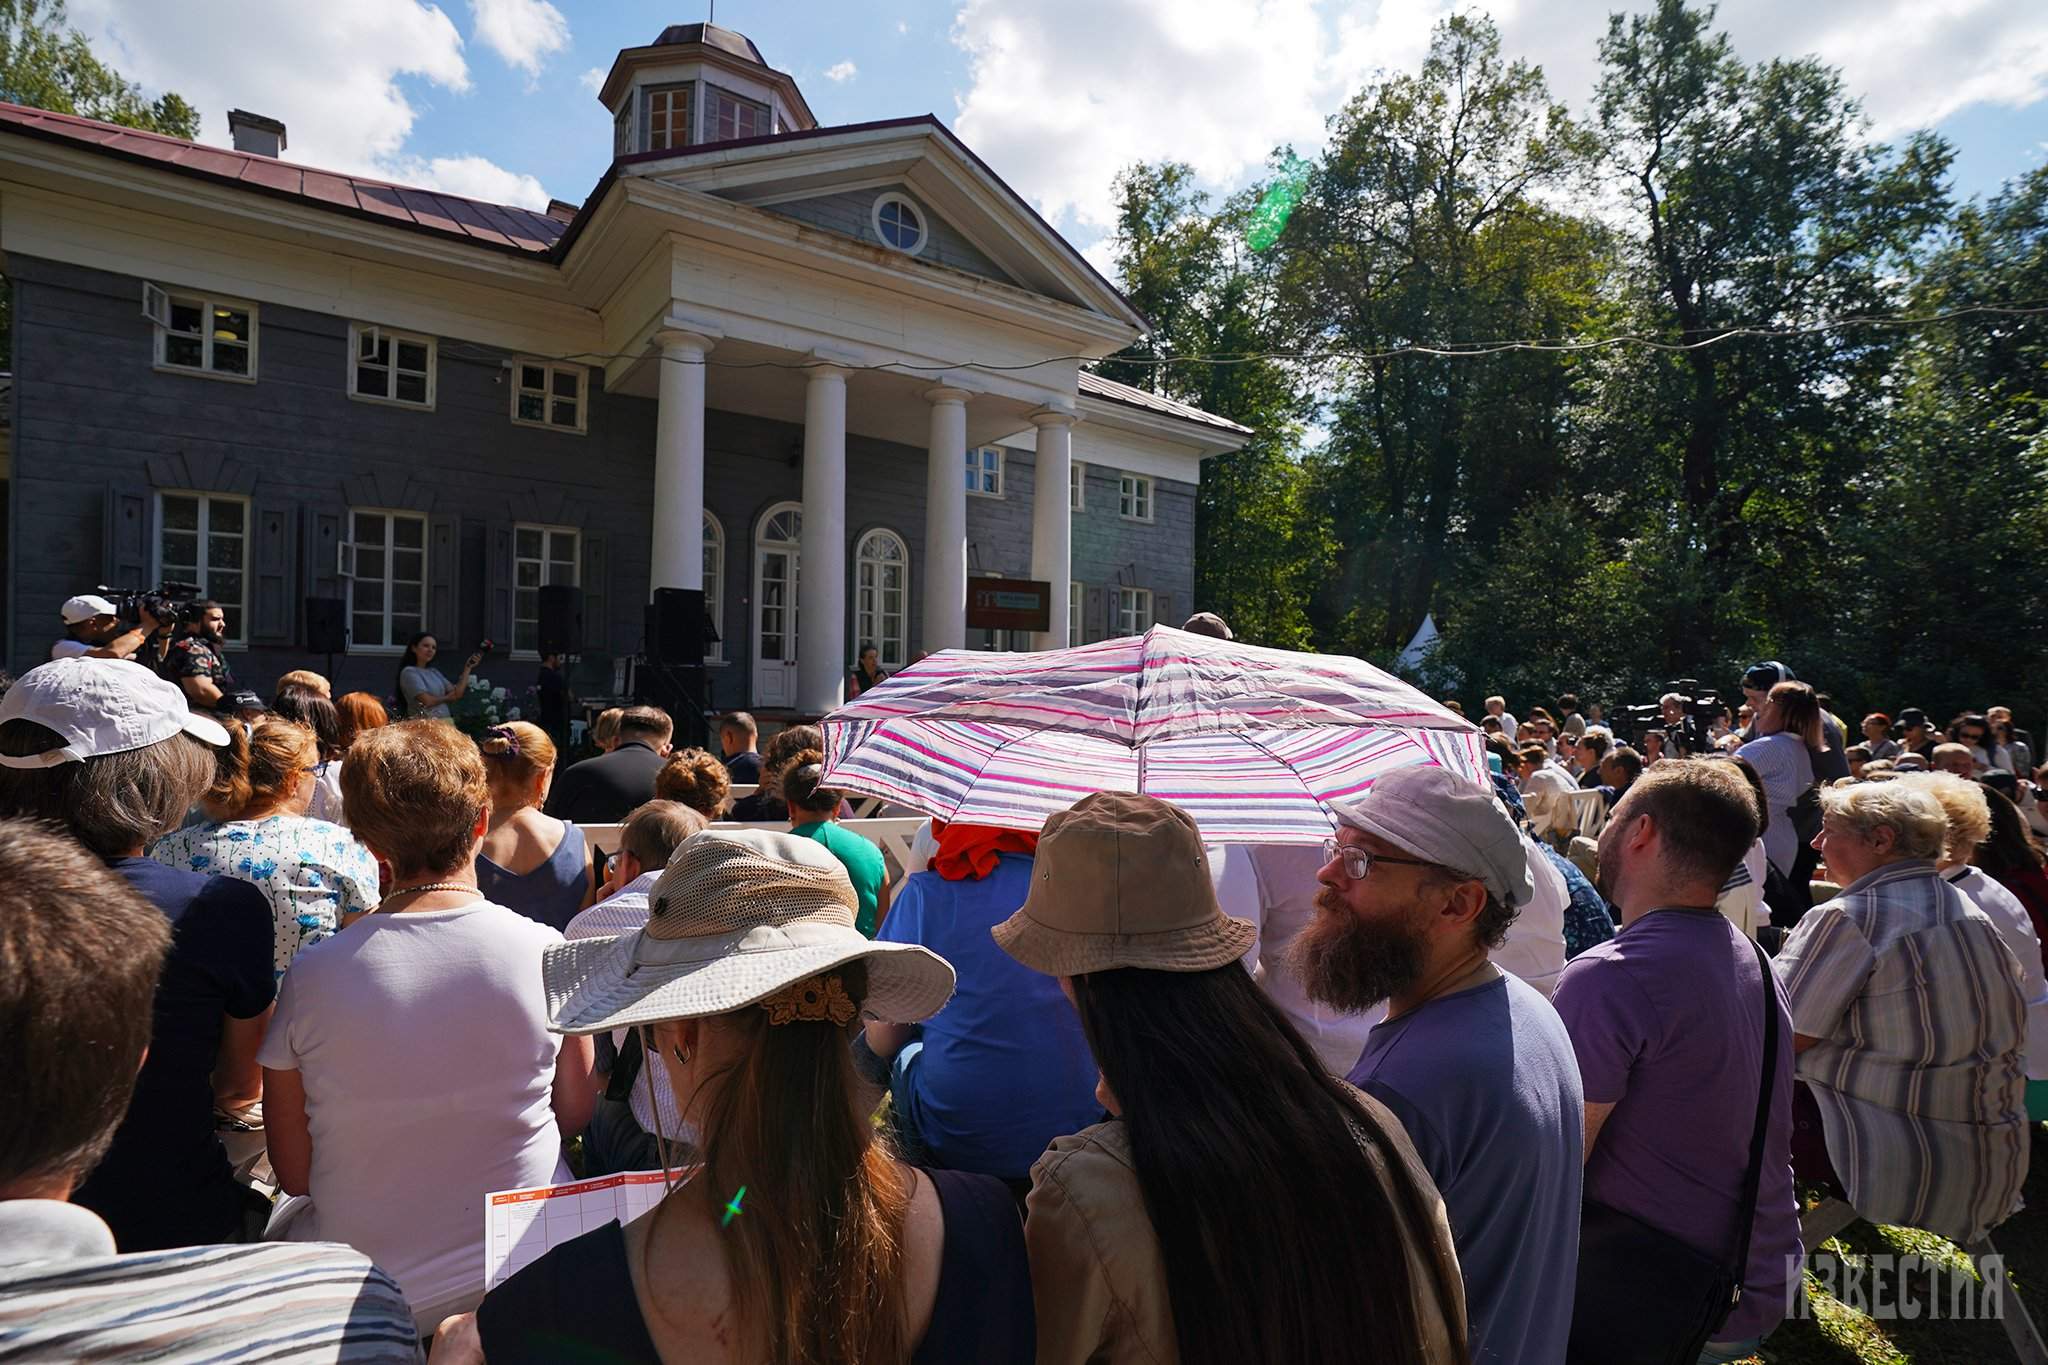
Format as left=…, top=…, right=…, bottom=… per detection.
left=226, top=109, right=286, bottom=158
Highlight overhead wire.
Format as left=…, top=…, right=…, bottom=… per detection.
left=439, top=299, right=2048, bottom=376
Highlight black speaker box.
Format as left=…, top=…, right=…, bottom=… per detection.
left=645, top=587, right=707, bottom=664
left=304, top=596, right=347, bottom=654
left=537, top=583, right=584, bottom=657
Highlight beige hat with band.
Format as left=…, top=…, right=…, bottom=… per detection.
left=543, top=828, right=955, bottom=1034
left=992, top=792, right=1253, bottom=976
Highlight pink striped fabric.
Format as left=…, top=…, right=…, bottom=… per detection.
left=821, top=626, right=1485, bottom=842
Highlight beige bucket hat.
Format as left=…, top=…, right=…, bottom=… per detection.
left=542, top=828, right=955, bottom=1034
left=992, top=792, right=1254, bottom=976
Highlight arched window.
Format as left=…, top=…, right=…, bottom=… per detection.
left=702, top=510, right=725, bottom=662
left=855, top=528, right=910, bottom=671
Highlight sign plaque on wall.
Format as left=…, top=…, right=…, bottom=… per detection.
left=965, top=576, right=1052, bottom=632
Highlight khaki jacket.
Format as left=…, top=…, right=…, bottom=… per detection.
left=1024, top=1085, right=1466, bottom=1365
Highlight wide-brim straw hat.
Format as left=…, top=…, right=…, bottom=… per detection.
left=543, top=828, right=955, bottom=1034
left=992, top=791, right=1254, bottom=976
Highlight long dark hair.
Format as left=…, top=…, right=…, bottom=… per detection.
left=1976, top=786, right=2046, bottom=877
left=684, top=961, right=912, bottom=1363
left=395, top=632, right=435, bottom=717
left=1068, top=965, right=1466, bottom=1365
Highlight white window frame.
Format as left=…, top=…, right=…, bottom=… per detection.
left=1069, top=581, right=1083, bottom=648
left=152, top=491, right=251, bottom=646
left=340, top=508, right=429, bottom=655
left=872, top=191, right=929, bottom=256
left=1119, top=472, right=1154, bottom=523
left=706, top=84, right=771, bottom=141
left=1070, top=460, right=1086, bottom=513
left=1117, top=586, right=1153, bottom=638
left=966, top=446, right=1004, bottom=498
left=511, top=522, right=581, bottom=659
left=347, top=323, right=436, bottom=410
left=148, top=285, right=257, bottom=383
left=854, top=527, right=911, bottom=671
left=703, top=509, right=726, bottom=664
left=509, top=359, right=588, bottom=435
left=643, top=81, right=692, bottom=152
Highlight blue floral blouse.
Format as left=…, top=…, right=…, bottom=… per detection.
left=151, top=815, right=380, bottom=978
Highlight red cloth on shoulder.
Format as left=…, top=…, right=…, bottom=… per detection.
left=928, top=820, right=1040, bottom=881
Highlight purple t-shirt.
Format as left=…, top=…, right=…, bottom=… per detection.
left=1553, top=908, right=1801, bottom=1342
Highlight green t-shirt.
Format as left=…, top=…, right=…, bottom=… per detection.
left=791, top=820, right=886, bottom=937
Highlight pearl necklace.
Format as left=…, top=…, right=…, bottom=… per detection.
left=374, top=880, right=479, bottom=913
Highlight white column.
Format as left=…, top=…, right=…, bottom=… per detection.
left=797, top=363, right=850, bottom=714
left=1029, top=408, right=1076, bottom=651
left=649, top=329, right=715, bottom=594
left=922, top=387, right=971, bottom=654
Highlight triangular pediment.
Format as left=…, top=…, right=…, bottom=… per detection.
left=631, top=118, right=1141, bottom=329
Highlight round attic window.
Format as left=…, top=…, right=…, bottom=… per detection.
left=872, top=193, right=928, bottom=255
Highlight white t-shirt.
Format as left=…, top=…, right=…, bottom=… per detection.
left=48, top=637, right=89, bottom=660
left=1715, top=840, right=1770, bottom=939
left=257, top=901, right=568, bottom=1329
left=1735, top=733, right=1814, bottom=877
left=1947, top=866, right=2048, bottom=1081
left=308, top=760, right=347, bottom=827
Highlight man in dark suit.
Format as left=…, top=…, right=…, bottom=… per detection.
left=545, top=705, right=673, bottom=824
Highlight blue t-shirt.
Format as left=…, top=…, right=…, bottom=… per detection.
left=877, top=855, right=1102, bottom=1178
left=74, top=858, right=274, bottom=1251
left=1348, top=972, right=1584, bottom=1365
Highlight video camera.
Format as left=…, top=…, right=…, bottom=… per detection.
left=98, top=581, right=202, bottom=630
left=1618, top=679, right=1727, bottom=757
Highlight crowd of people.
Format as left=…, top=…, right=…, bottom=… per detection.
left=0, top=628, right=2043, bottom=1365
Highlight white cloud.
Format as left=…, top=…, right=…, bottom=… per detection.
left=392, top=153, right=550, bottom=209
left=578, top=65, right=606, bottom=96
left=897, top=20, right=909, bottom=35
left=952, top=0, right=2048, bottom=247
left=468, top=0, right=570, bottom=79
left=824, top=60, right=858, bottom=83
left=62, top=0, right=552, bottom=207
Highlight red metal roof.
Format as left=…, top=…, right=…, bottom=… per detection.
left=0, top=101, right=566, bottom=256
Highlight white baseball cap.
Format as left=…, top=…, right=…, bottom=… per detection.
left=0, top=656, right=231, bottom=769
left=60, top=594, right=118, bottom=625
left=1331, top=764, right=1536, bottom=909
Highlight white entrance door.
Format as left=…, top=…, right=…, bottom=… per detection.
left=752, top=503, right=801, bottom=707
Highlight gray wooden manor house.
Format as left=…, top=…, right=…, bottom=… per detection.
left=0, top=23, right=1248, bottom=713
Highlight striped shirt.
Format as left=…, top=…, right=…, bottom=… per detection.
left=0, top=1199, right=421, bottom=1361
left=1774, top=859, right=2029, bottom=1242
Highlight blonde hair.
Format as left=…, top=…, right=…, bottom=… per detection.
left=594, top=708, right=625, bottom=750
left=1818, top=781, right=1949, bottom=862
left=655, top=748, right=731, bottom=819
left=342, top=720, right=488, bottom=878
left=276, top=669, right=332, bottom=699
left=1898, top=772, right=1992, bottom=862
left=476, top=721, right=557, bottom=811
left=203, top=718, right=317, bottom=820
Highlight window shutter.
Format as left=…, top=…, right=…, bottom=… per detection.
left=1084, top=585, right=1106, bottom=643
left=485, top=519, right=515, bottom=646
left=581, top=532, right=609, bottom=652
left=102, top=480, right=151, bottom=587
left=140, top=282, right=170, bottom=329
left=1153, top=592, right=1173, bottom=628
left=248, top=496, right=297, bottom=645
left=428, top=514, right=462, bottom=637
left=300, top=502, right=346, bottom=604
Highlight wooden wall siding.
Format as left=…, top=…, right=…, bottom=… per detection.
left=8, top=254, right=1201, bottom=701
left=760, top=183, right=1017, bottom=288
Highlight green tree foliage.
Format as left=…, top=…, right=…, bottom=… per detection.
left=0, top=0, right=199, bottom=368
left=1097, top=163, right=1329, bottom=648
left=1103, top=1, right=2043, bottom=729
left=0, top=0, right=197, bottom=137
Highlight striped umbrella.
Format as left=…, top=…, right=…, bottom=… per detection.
left=821, top=625, right=1485, bottom=843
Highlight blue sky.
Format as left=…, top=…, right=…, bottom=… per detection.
left=67, top=0, right=2048, bottom=268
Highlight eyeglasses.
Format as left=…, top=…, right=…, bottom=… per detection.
left=1320, top=837, right=1434, bottom=883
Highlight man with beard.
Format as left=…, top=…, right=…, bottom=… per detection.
left=160, top=601, right=237, bottom=714
left=1293, top=764, right=1583, bottom=1365
left=1551, top=762, right=1802, bottom=1362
